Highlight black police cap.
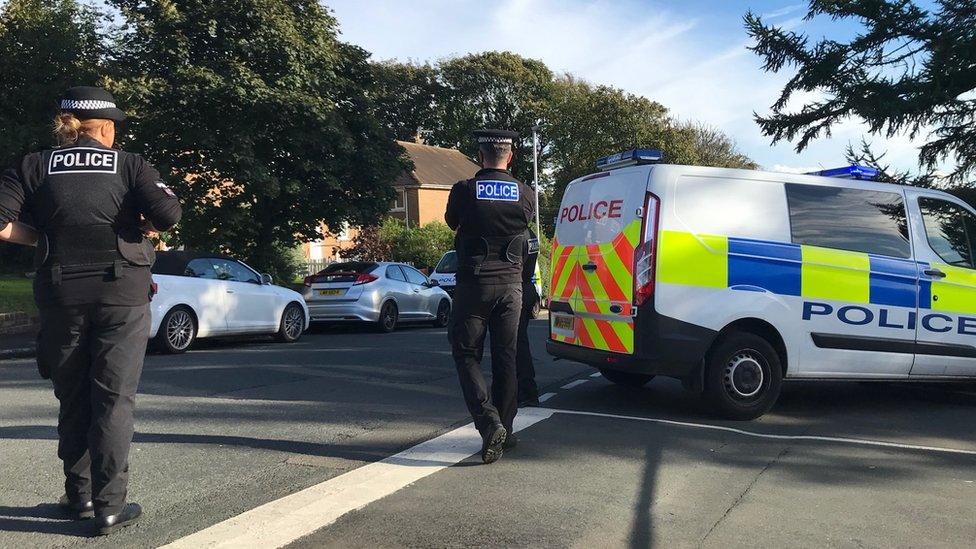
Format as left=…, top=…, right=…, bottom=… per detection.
left=59, top=86, right=127, bottom=123
left=474, top=129, right=519, bottom=145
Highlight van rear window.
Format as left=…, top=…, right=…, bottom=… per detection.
left=785, top=184, right=910, bottom=258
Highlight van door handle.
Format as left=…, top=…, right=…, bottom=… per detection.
left=227, top=289, right=235, bottom=294
left=923, top=268, right=946, bottom=279
left=581, top=263, right=597, bottom=272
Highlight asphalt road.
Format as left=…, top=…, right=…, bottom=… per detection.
left=2, top=318, right=975, bottom=548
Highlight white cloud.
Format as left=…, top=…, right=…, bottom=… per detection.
left=327, top=0, right=940, bottom=175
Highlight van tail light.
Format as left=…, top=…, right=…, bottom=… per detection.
left=354, top=273, right=379, bottom=285
left=634, top=192, right=661, bottom=307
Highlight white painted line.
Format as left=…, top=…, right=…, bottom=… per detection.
left=589, top=372, right=602, bottom=378
left=161, top=408, right=555, bottom=549
left=549, top=408, right=976, bottom=457
left=560, top=379, right=589, bottom=390
left=538, top=392, right=557, bottom=403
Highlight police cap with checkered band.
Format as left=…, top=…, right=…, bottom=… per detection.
left=59, top=86, right=127, bottom=122
left=473, top=128, right=519, bottom=145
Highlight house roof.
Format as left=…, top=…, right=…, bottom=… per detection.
left=395, top=140, right=479, bottom=188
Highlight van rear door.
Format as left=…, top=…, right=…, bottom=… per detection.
left=550, top=168, right=648, bottom=354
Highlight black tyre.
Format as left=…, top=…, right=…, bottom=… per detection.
left=703, top=332, right=783, bottom=420
left=276, top=302, right=305, bottom=343
left=432, top=299, right=451, bottom=328
left=377, top=301, right=398, bottom=333
left=600, top=368, right=655, bottom=387
left=156, top=306, right=197, bottom=354
left=530, top=297, right=542, bottom=319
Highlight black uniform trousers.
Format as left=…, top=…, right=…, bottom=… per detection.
left=516, top=282, right=540, bottom=404
left=37, top=304, right=150, bottom=517
left=450, top=282, right=522, bottom=434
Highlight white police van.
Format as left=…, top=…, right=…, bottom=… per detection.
left=547, top=149, right=976, bottom=419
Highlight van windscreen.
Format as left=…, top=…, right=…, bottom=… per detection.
left=435, top=251, right=458, bottom=274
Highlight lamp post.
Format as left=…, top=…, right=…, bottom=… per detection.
left=532, top=122, right=541, bottom=233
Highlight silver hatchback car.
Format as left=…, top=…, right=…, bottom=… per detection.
left=303, top=261, right=452, bottom=332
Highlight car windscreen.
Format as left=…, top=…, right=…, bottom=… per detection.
left=312, top=262, right=378, bottom=283
left=434, top=252, right=457, bottom=274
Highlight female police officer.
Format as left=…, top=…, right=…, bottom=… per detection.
left=0, top=86, right=181, bottom=535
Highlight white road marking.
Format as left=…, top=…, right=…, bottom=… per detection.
left=560, top=379, right=589, bottom=390
left=550, top=408, right=976, bottom=457
left=538, top=392, right=557, bottom=403
left=589, top=372, right=602, bottom=378
left=161, top=408, right=555, bottom=549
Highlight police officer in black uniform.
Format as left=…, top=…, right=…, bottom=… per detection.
left=516, top=228, right=541, bottom=407
left=0, top=86, right=181, bottom=535
left=445, top=128, right=535, bottom=464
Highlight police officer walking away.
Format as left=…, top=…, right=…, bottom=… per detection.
left=446, top=129, right=535, bottom=464
left=0, top=87, right=181, bottom=535
left=516, top=228, right=541, bottom=407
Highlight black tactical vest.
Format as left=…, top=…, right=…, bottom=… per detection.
left=454, top=170, right=530, bottom=284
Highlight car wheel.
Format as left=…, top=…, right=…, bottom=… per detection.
left=703, top=331, right=783, bottom=420
left=277, top=302, right=305, bottom=343
left=530, top=297, right=542, bottom=319
left=432, top=299, right=451, bottom=328
left=377, top=301, right=398, bottom=333
left=156, top=306, right=196, bottom=354
left=599, top=368, right=655, bottom=387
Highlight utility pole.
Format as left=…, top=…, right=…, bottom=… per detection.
left=532, top=122, right=541, bottom=233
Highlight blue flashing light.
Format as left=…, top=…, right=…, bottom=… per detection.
left=805, top=165, right=880, bottom=181
left=596, top=149, right=664, bottom=171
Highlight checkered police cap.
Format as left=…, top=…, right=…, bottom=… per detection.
left=59, top=86, right=127, bottom=122
left=474, top=128, right=519, bottom=145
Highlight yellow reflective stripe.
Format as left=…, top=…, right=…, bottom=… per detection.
left=610, top=321, right=634, bottom=353
left=930, top=263, right=976, bottom=314
left=800, top=246, right=869, bottom=303
left=581, top=317, right=609, bottom=350
left=623, top=220, right=641, bottom=248
left=602, top=242, right=632, bottom=299
left=657, top=231, right=728, bottom=288
left=552, top=247, right=576, bottom=298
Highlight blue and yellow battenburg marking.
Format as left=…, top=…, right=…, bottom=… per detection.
left=657, top=230, right=976, bottom=314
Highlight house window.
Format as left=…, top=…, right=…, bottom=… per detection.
left=391, top=189, right=406, bottom=212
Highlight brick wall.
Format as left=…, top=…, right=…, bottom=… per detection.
left=414, top=187, right=451, bottom=226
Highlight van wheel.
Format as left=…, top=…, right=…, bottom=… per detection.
left=703, top=332, right=782, bottom=420
left=599, top=368, right=655, bottom=388
left=377, top=301, right=398, bottom=333
left=156, top=306, right=196, bottom=354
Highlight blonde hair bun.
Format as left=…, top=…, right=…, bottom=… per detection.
left=53, top=113, right=111, bottom=146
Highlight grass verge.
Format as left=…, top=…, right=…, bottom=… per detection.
left=0, top=275, right=35, bottom=316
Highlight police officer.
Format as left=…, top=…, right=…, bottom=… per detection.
left=445, top=128, right=535, bottom=464
left=0, top=86, right=181, bottom=535
left=516, top=228, right=541, bottom=408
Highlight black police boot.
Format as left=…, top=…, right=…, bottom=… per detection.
left=518, top=397, right=541, bottom=408
left=94, top=502, right=142, bottom=536
left=481, top=423, right=507, bottom=464
left=503, top=431, right=519, bottom=450
left=58, top=494, right=94, bottom=520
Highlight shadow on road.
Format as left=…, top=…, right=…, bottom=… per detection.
left=0, top=503, right=89, bottom=537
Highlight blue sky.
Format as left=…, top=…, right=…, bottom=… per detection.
left=327, top=0, right=938, bottom=174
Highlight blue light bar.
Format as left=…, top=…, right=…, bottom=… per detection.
left=805, top=165, right=880, bottom=181
left=596, top=149, right=663, bottom=171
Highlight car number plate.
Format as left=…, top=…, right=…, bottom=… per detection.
left=318, top=289, right=343, bottom=296
left=553, top=314, right=574, bottom=331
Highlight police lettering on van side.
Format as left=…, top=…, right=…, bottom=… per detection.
left=559, top=199, right=623, bottom=223
left=49, top=148, right=119, bottom=175
left=802, top=301, right=976, bottom=336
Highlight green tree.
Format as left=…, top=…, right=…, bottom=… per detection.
left=348, top=218, right=453, bottom=271
left=745, top=0, right=976, bottom=181
left=108, top=0, right=406, bottom=281
left=370, top=61, right=444, bottom=142
left=0, top=0, right=103, bottom=272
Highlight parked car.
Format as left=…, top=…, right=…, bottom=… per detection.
left=304, top=261, right=451, bottom=332
left=430, top=250, right=543, bottom=318
left=150, top=251, right=309, bottom=353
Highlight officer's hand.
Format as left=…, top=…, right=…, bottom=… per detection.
left=139, top=218, right=158, bottom=238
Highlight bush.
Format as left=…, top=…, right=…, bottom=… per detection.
left=349, top=218, right=454, bottom=272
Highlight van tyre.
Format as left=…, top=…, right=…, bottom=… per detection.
left=156, top=306, right=196, bottom=354
left=600, top=368, right=655, bottom=388
left=703, top=332, right=782, bottom=420
left=378, top=301, right=398, bottom=333
left=433, top=299, right=450, bottom=328
left=277, top=303, right=305, bottom=343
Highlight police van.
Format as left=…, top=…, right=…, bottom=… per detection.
left=547, top=149, right=976, bottom=419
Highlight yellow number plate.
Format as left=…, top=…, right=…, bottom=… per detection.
left=553, top=314, right=574, bottom=331
left=318, top=289, right=343, bottom=296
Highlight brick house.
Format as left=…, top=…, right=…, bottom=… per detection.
left=303, top=140, right=479, bottom=262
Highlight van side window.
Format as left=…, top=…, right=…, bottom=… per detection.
left=919, top=197, right=976, bottom=268
left=785, top=184, right=911, bottom=258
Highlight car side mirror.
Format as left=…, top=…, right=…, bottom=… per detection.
left=261, top=273, right=273, bottom=285
left=427, top=279, right=440, bottom=287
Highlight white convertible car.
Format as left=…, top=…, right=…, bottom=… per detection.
left=149, top=251, right=309, bottom=353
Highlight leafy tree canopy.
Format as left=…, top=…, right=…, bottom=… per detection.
left=746, top=0, right=976, bottom=181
